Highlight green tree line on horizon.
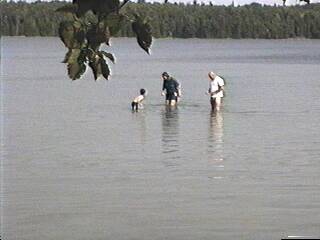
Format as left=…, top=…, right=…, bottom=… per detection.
left=1, top=0, right=320, bottom=39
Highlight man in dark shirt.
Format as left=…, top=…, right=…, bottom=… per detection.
left=161, top=72, right=181, bottom=106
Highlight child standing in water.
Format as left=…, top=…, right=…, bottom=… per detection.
left=131, top=89, right=147, bottom=111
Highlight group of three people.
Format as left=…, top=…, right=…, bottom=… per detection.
left=132, top=71, right=225, bottom=112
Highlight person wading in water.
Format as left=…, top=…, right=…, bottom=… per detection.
left=206, top=71, right=225, bottom=111
left=161, top=72, right=181, bottom=106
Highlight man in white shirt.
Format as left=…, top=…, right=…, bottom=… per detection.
left=207, top=71, right=225, bottom=111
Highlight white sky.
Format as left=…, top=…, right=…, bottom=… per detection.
left=21, top=0, right=320, bottom=6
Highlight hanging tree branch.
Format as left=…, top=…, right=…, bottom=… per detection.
left=56, top=0, right=153, bottom=81
left=119, top=0, right=131, bottom=10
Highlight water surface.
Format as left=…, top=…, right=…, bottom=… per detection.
left=1, top=37, right=320, bottom=240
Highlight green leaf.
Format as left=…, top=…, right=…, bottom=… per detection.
left=65, top=48, right=87, bottom=80
left=100, top=51, right=115, bottom=63
left=73, top=0, right=120, bottom=16
left=89, top=61, right=101, bottom=80
left=87, top=22, right=110, bottom=50
left=67, top=61, right=86, bottom=80
left=92, top=0, right=120, bottom=15
left=132, top=16, right=152, bottom=54
left=59, top=21, right=74, bottom=48
left=84, top=48, right=96, bottom=63
left=88, top=54, right=110, bottom=80
left=79, top=48, right=90, bottom=62
left=106, top=0, right=120, bottom=12
left=104, top=13, right=125, bottom=36
left=62, top=49, right=81, bottom=64
left=59, top=21, right=85, bottom=49
left=73, top=20, right=82, bottom=29
left=74, top=21, right=86, bottom=46
left=86, top=28, right=101, bottom=50
left=89, top=54, right=102, bottom=80
left=100, top=58, right=110, bottom=80
left=56, top=4, right=77, bottom=14
left=73, top=0, right=94, bottom=16
left=84, top=11, right=99, bottom=26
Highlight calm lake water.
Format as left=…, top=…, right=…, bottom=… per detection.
left=1, top=37, right=320, bottom=240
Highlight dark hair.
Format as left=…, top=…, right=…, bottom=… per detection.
left=162, top=72, right=169, bottom=78
left=140, top=88, right=146, bottom=95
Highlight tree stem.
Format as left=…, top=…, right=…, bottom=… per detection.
left=119, top=0, right=130, bottom=10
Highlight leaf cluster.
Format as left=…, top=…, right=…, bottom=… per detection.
left=57, top=0, right=153, bottom=81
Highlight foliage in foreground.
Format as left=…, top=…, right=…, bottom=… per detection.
left=56, top=0, right=152, bottom=81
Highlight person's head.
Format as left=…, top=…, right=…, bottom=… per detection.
left=208, top=71, right=216, bottom=80
left=162, top=72, right=170, bottom=80
left=140, top=88, right=146, bottom=96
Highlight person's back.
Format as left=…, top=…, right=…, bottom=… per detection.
left=163, top=77, right=179, bottom=94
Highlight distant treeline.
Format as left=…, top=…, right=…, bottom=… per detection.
left=1, top=1, right=320, bottom=38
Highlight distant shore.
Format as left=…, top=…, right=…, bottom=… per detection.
left=1, top=1, right=320, bottom=39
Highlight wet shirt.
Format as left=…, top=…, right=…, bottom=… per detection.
left=162, top=78, right=179, bottom=94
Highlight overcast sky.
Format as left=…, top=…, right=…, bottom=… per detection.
left=22, top=0, right=320, bottom=6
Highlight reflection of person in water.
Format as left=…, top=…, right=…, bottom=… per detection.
left=208, top=111, right=224, bottom=161
left=131, top=111, right=147, bottom=145
left=160, top=106, right=180, bottom=165
left=207, top=111, right=225, bottom=179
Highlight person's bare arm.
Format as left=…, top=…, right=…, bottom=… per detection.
left=161, top=81, right=166, bottom=96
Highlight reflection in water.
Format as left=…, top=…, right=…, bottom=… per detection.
left=207, top=111, right=224, bottom=178
left=161, top=106, right=180, bottom=167
left=131, top=111, right=147, bottom=145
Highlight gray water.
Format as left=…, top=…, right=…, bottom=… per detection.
left=1, top=37, right=320, bottom=240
